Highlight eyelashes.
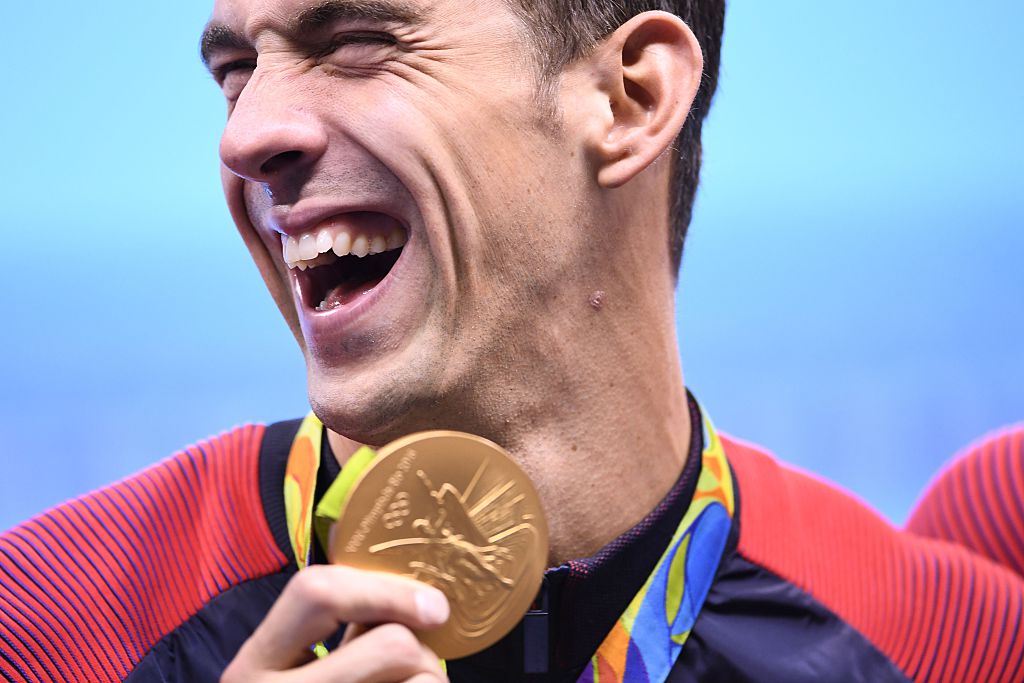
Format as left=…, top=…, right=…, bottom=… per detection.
left=214, top=31, right=398, bottom=100
left=215, top=60, right=256, bottom=102
left=214, top=59, right=256, bottom=83
left=313, top=31, right=398, bottom=59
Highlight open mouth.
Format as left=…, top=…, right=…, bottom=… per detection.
left=282, top=212, right=407, bottom=312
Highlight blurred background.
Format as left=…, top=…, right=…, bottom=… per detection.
left=0, top=1, right=1020, bottom=530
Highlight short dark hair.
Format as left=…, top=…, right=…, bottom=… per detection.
left=507, top=0, right=726, bottom=274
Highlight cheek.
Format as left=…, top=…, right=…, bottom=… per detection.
left=479, top=133, right=582, bottom=247
left=241, top=183, right=282, bottom=252
left=243, top=181, right=269, bottom=213
left=317, top=70, right=578, bottom=270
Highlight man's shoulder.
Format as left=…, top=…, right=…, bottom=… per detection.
left=722, top=429, right=1024, bottom=683
left=0, top=423, right=294, bottom=683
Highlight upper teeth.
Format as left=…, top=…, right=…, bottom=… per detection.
left=283, top=225, right=407, bottom=270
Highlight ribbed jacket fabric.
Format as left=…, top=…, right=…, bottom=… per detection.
left=0, top=425, right=288, bottom=682
left=0, top=420, right=1020, bottom=682
left=726, top=430, right=1024, bottom=682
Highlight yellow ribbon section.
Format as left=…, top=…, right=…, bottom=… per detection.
left=284, top=414, right=324, bottom=570
left=285, top=413, right=379, bottom=659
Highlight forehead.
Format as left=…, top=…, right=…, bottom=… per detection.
left=209, top=0, right=478, bottom=34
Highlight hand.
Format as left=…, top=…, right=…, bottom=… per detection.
left=222, top=564, right=451, bottom=682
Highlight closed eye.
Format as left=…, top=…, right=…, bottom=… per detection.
left=213, top=59, right=256, bottom=101
left=314, top=31, right=398, bottom=61
left=213, top=59, right=257, bottom=84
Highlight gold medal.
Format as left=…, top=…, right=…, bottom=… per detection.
left=328, top=431, right=549, bottom=659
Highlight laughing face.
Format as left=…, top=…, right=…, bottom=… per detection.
left=205, top=0, right=677, bottom=446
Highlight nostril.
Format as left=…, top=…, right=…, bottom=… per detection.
left=260, top=150, right=304, bottom=176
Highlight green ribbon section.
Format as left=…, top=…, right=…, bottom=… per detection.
left=313, top=445, right=378, bottom=556
left=306, top=441, right=448, bottom=671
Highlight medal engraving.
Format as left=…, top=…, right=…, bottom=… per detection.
left=330, top=432, right=549, bottom=659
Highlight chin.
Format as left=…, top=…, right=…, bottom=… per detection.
left=305, top=346, right=454, bottom=447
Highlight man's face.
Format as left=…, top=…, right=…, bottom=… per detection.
left=207, top=0, right=597, bottom=443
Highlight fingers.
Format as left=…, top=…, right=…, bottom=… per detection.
left=405, top=675, right=446, bottom=683
left=296, top=624, right=446, bottom=683
left=342, top=621, right=370, bottom=646
left=240, top=565, right=449, bottom=671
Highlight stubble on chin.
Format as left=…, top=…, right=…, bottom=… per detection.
left=304, top=343, right=452, bottom=447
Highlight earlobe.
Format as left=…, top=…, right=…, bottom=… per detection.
left=592, top=12, right=704, bottom=189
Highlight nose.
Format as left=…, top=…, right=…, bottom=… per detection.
left=219, top=70, right=328, bottom=188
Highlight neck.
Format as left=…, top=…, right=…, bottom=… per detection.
left=497, top=372, right=691, bottom=566
left=328, top=293, right=691, bottom=566
left=491, top=289, right=691, bottom=564
left=463, top=201, right=692, bottom=563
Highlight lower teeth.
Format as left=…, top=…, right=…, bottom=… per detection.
left=316, top=299, right=343, bottom=313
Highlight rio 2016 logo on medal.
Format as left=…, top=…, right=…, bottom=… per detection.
left=329, top=431, right=550, bottom=659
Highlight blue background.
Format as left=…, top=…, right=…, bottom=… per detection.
left=0, top=1, right=1020, bottom=530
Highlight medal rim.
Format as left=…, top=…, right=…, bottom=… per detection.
left=329, top=429, right=550, bottom=659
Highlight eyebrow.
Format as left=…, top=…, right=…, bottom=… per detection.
left=200, top=0, right=424, bottom=68
left=294, top=0, right=423, bottom=35
left=200, top=25, right=250, bottom=68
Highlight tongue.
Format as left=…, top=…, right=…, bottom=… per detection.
left=322, top=275, right=386, bottom=308
left=311, top=247, right=403, bottom=311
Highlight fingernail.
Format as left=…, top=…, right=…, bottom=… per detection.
left=416, top=588, right=450, bottom=625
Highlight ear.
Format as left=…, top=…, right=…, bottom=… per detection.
left=588, top=12, right=704, bottom=188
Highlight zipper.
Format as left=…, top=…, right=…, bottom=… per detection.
left=523, top=576, right=551, bottom=675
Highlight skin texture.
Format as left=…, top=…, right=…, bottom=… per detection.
left=221, top=565, right=451, bottom=682
left=209, top=0, right=703, bottom=677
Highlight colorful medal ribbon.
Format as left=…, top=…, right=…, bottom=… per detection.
left=284, top=414, right=378, bottom=570
left=283, top=413, right=376, bottom=658
left=284, top=409, right=735, bottom=682
left=283, top=414, right=323, bottom=572
left=577, top=413, right=735, bottom=682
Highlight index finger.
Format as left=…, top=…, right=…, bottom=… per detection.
left=245, top=564, right=450, bottom=671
